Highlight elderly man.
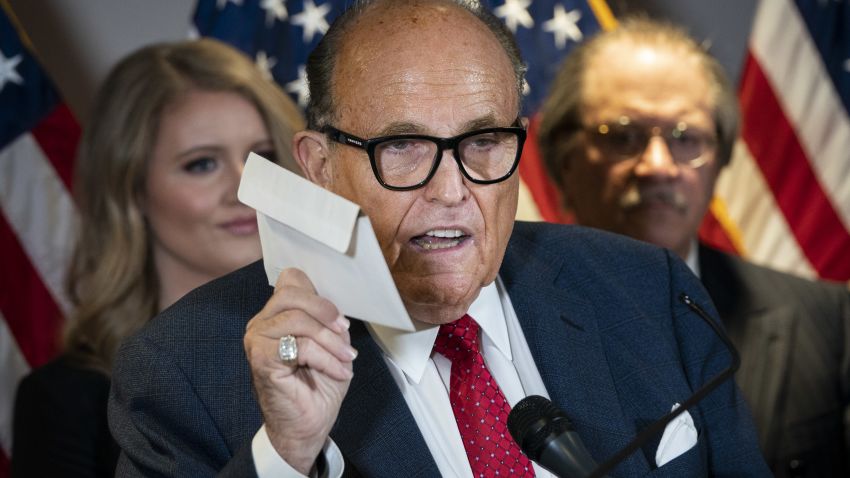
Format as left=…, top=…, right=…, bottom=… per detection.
left=538, top=17, right=850, bottom=478
left=109, top=3, right=769, bottom=477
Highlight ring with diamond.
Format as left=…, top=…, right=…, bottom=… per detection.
left=278, top=335, right=298, bottom=365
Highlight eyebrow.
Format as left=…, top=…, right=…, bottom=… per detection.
left=176, top=145, right=222, bottom=160
left=175, top=138, right=273, bottom=159
left=374, top=113, right=505, bottom=138
left=250, top=139, right=275, bottom=151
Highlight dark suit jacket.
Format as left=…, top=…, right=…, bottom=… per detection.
left=12, top=354, right=120, bottom=478
left=109, top=223, right=770, bottom=477
left=699, top=244, right=850, bottom=478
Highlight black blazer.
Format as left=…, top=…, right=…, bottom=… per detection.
left=699, top=244, right=850, bottom=477
left=11, top=354, right=119, bottom=478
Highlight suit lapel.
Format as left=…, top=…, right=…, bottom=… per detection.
left=500, top=234, right=648, bottom=474
left=330, top=320, right=439, bottom=477
left=699, top=245, right=795, bottom=459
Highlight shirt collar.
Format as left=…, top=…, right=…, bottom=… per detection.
left=685, top=238, right=700, bottom=278
left=366, top=279, right=511, bottom=384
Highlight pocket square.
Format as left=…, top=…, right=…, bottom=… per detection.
left=655, top=403, right=698, bottom=467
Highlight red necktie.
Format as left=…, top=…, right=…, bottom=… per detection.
left=433, top=314, right=535, bottom=477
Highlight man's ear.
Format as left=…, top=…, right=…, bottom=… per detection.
left=293, top=130, right=333, bottom=188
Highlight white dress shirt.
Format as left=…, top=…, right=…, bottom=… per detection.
left=253, top=277, right=556, bottom=477
left=685, top=238, right=700, bottom=278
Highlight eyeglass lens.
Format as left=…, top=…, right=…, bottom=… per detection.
left=592, top=118, right=714, bottom=166
left=374, top=131, right=521, bottom=188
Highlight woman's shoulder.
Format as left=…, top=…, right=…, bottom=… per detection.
left=17, top=354, right=111, bottom=406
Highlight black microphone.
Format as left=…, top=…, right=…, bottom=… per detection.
left=508, top=293, right=740, bottom=478
left=508, top=395, right=608, bottom=478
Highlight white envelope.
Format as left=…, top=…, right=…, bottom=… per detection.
left=238, top=153, right=415, bottom=332
left=655, top=403, right=698, bottom=467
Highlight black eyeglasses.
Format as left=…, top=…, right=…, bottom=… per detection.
left=322, top=121, right=526, bottom=191
left=586, top=116, right=717, bottom=169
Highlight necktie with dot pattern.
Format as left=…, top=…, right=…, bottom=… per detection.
left=433, top=314, right=535, bottom=477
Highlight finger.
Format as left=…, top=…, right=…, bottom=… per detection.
left=293, top=336, right=354, bottom=381
left=275, top=267, right=315, bottom=293
left=250, top=284, right=349, bottom=334
left=248, top=310, right=356, bottom=363
left=260, top=335, right=353, bottom=382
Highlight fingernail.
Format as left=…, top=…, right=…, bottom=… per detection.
left=344, top=367, right=354, bottom=379
left=336, top=315, right=350, bottom=330
left=348, top=346, right=358, bottom=360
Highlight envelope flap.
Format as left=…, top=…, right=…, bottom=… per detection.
left=238, top=153, right=360, bottom=254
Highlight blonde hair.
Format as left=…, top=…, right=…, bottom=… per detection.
left=64, top=38, right=304, bottom=373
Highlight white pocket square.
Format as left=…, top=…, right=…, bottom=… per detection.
left=655, top=403, right=698, bottom=467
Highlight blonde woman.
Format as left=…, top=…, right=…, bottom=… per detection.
left=11, top=38, right=303, bottom=477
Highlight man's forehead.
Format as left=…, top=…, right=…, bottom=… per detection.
left=583, top=42, right=714, bottom=118
left=330, top=2, right=518, bottom=133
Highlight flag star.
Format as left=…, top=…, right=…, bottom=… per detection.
left=216, top=0, right=243, bottom=9
left=522, top=78, right=531, bottom=96
left=286, top=65, right=310, bottom=108
left=543, top=5, right=583, bottom=49
left=255, top=51, right=277, bottom=81
left=261, top=0, right=288, bottom=27
left=0, top=50, right=24, bottom=92
left=844, top=58, right=850, bottom=73
left=291, top=0, right=331, bottom=43
left=494, top=0, right=534, bottom=33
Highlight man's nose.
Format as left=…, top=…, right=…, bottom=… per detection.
left=633, top=135, right=680, bottom=178
left=423, top=149, right=468, bottom=204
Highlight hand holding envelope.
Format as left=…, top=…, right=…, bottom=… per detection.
left=238, top=152, right=415, bottom=332
left=240, top=153, right=399, bottom=473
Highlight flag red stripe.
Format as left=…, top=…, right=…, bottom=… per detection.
left=0, top=210, right=64, bottom=368
left=29, top=103, right=80, bottom=192
left=518, top=114, right=570, bottom=223
left=739, top=52, right=850, bottom=281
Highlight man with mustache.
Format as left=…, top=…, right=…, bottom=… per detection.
left=538, top=17, right=850, bottom=478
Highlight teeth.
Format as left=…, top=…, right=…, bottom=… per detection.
left=419, top=238, right=461, bottom=250
left=425, top=229, right=464, bottom=238
left=414, top=229, right=465, bottom=250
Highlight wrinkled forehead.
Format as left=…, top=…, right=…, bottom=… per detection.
left=331, top=2, right=519, bottom=131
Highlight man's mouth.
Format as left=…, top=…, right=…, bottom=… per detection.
left=412, top=229, right=468, bottom=250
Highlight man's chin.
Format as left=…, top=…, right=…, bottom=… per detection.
left=400, top=283, right=482, bottom=325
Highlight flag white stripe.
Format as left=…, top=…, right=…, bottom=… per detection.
left=0, top=311, right=32, bottom=457
left=718, top=140, right=817, bottom=279
left=750, top=0, right=850, bottom=231
left=0, top=133, right=77, bottom=316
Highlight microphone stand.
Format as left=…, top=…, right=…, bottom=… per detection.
left=586, top=293, right=741, bottom=478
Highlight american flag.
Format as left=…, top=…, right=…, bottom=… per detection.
left=192, top=0, right=616, bottom=223
left=0, top=2, right=80, bottom=474
left=702, top=0, right=850, bottom=282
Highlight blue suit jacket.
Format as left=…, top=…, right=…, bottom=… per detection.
left=109, top=222, right=770, bottom=477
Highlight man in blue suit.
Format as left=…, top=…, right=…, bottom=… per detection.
left=109, top=1, right=770, bottom=476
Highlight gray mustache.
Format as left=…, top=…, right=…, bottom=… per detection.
left=619, top=185, right=687, bottom=213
